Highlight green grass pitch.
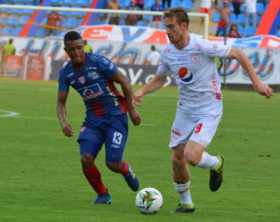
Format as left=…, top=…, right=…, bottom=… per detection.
left=0, top=78, right=279, bottom=222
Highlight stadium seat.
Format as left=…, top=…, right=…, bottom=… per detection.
left=21, top=9, right=34, bottom=15
left=3, top=0, right=15, bottom=3
left=12, top=27, right=22, bottom=36
left=6, top=17, right=18, bottom=27
left=256, top=15, right=262, bottom=26
left=2, top=27, right=12, bottom=35
left=75, top=0, right=89, bottom=7
left=35, top=28, right=46, bottom=37
left=14, top=0, right=33, bottom=5
left=137, top=20, right=148, bottom=27
left=182, top=0, right=192, bottom=11
left=144, top=0, right=156, bottom=9
left=50, top=0, right=64, bottom=6
left=256, top=3, right=265, bottom=15
left=240, top=3, right=246, bottom=13
left=143, top=14, right=153, bottom=24
left=63, top=0, right=73, bottom=7
left=236, top=14, right=246, bottom=25
left=171, top=0, right=181, bottom=8
left=18, top=15, right=30, bottom=25
left=230, top=13, right=237, bottom=24
left=244, top=26, right=256, bottom=37
left=119, top=0, right=131, bottom=9
left=63, top=17, right=81, bottom=28
left=211, top=11, right=220, bottom=23
left=237, top=24, right=244, bottom=36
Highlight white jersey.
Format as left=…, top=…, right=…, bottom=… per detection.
left=156, top=34, right=231, bottom=116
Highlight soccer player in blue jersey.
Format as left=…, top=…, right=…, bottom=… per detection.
left=56, top=31, right=141, bottom=204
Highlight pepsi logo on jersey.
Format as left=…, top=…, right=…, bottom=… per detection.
left=178, top=67, right=193, bottom=83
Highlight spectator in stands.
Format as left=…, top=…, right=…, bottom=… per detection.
left=83, top=40, right=93, bottom=53
left=232, top=0, right=243, bottom=17
left=45, top=11, right=63, bottom=36
left=144, top=45, right=161, bottom=65
left=151, top=0, right=164, bottom=28
left=228, top=24, right=241, bottom=38
left=215, top=0, right=230, bottom=37
left=244, top=0, right=257, bottom=30
left=134, top=0, right=144, bottom=9
left=106, top=0, right=120, bottom=25
left=162, top=0, right=172, bottom=9
left=125, top=0, right=141, bottom=26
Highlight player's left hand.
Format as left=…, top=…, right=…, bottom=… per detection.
left=253, top=82, right=273, bottom=98
left=129, top=109, right=141, bottom=126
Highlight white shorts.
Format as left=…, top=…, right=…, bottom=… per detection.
left=169, top=110, right=222, bottom=148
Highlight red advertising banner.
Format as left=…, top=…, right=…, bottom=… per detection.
left=25, top=53, right=45, bottom=80
left=3, top=55, right=24, bottom=79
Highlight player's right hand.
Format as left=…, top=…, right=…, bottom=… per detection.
left=253, top=82, right=273, bottom=98
left=62, top=123, right=74, bottom=137
left=133, top=90, right=145, bottom=106
left=129, top=109, right=141, bottom=126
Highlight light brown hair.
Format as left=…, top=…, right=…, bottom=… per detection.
left=163, top=7, right=189, bottom=25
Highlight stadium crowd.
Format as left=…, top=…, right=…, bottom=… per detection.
left=0, top=0, right=277, bottom=38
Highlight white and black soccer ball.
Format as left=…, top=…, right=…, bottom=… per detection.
left=135, top=187, right=163, bottom=214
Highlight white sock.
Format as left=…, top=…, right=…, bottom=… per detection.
left=196, top=152, right=219, bottom=169
left=174, top=181, right=193, bottom=205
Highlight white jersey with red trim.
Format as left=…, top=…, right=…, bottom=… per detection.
left=156, top=34, right=231, bottom=115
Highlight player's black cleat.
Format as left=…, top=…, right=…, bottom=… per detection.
left=209, top=155, right=224, bottom=192
left=175, top=203, right=195, bottom=213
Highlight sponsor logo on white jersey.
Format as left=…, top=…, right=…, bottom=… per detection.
left=178, top=67, right=193, bottom=82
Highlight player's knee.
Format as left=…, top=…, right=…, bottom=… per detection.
left=81, top=154, right=94, bottom=167
left=106, top=161, right=120, bottom=172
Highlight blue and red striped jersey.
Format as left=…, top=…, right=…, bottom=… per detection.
left=58, top=53, right=128, bottom=126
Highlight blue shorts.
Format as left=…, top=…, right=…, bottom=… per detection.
left=77, top=114, right=128, bottom=162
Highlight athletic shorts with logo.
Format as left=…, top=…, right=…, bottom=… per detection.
left=169, top=109, right=222, bottom=148
left=78, top=114, right=128, bottom=162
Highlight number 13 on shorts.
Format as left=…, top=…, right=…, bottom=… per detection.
left=112, top=131, right=123, bottom=145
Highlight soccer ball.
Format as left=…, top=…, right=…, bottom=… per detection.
left=135, top=187, right=163, bottom=214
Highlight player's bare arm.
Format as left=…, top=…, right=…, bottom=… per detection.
left=56, top=91, right=74, bottom=137
left=134, top=75, right=167, bottom=106
left=111, top=72, right=141, bottom=126
left=228, top=48, right=273, bottom=98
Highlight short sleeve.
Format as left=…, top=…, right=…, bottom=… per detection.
left=97, top=55, right=118, bottom=79
left=198, top=38, right=231, bottom=58
left=156, top=55, right=171, bottom=76
left=58, top=69, right=69, bottom=92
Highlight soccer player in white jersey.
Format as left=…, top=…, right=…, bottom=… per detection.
left=133, top=8, right=273, bottom=213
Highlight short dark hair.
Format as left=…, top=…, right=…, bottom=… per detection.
left=164, top=7, right=189, bottom=25
left=151, top=45, right=156, bottom=51
left=64, top=31, right=82, bottom=45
